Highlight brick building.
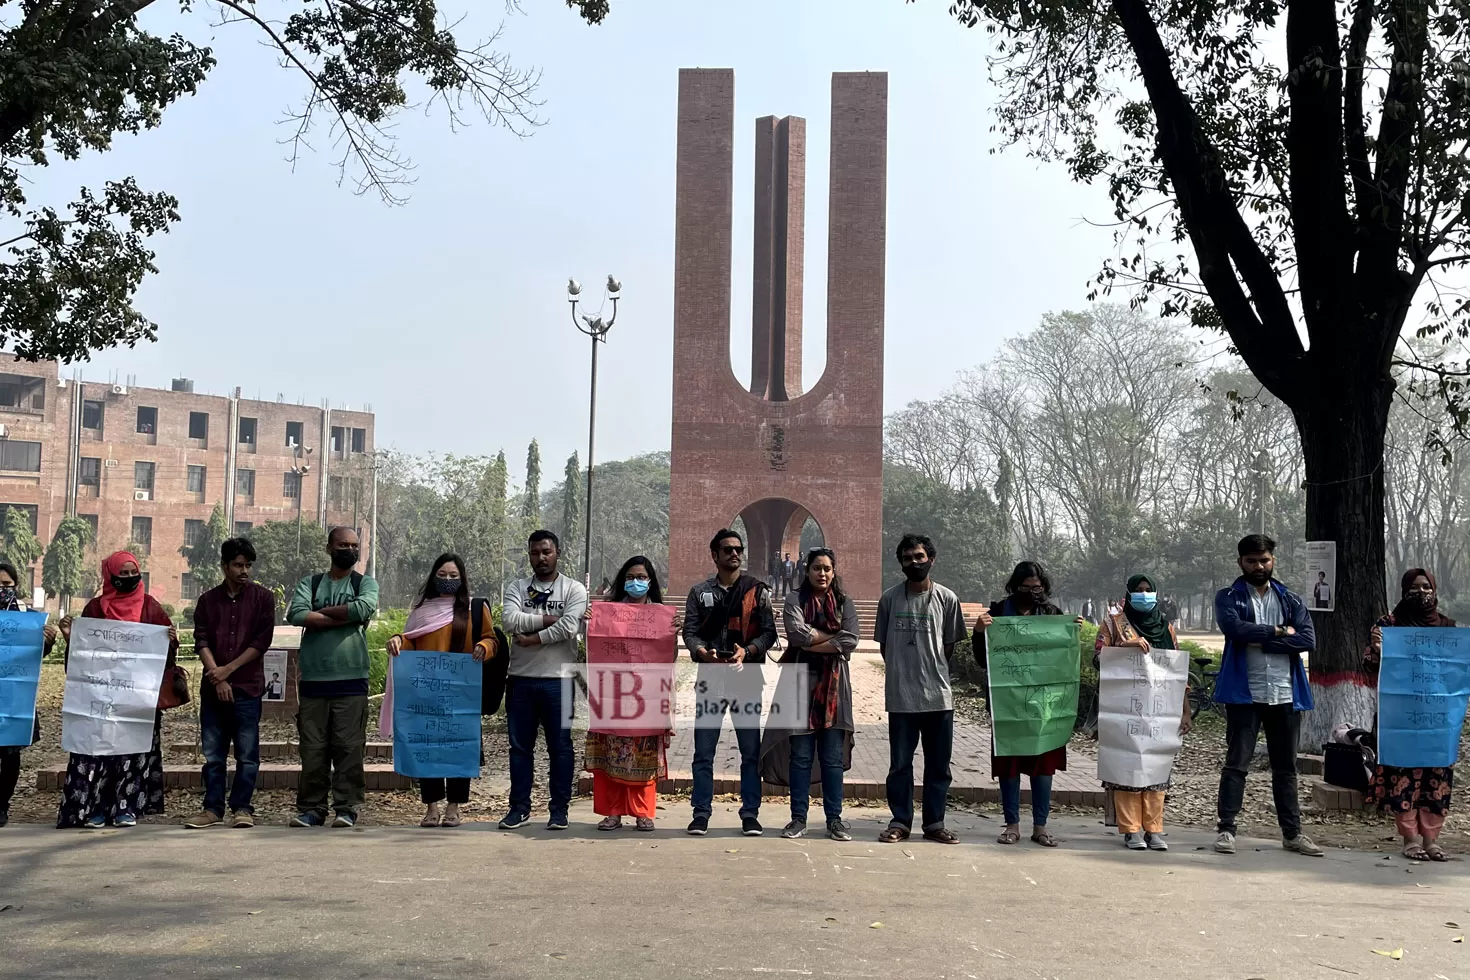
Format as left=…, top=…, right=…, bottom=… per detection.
left=669, top=69, right=887, bottom=599
left=0, top=359, right=374, bottom=609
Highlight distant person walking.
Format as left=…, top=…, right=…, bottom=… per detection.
left=876, top=534, right=966, bottom=845
left=186, top=538, right=276, bottom=829
left=498, top=531, right=587, bottom=832
left=1212, top=533, right=1322, bottom=858
left=287, top=527, right=379, bottom=829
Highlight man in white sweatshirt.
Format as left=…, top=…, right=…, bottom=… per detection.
left=498, top=529, right=588, bottom=830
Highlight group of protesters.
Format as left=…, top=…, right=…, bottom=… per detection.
left=0, top=526, right=1453, bottom=862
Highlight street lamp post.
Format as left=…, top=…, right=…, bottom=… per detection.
left=568, top=275, right=621, bottom=588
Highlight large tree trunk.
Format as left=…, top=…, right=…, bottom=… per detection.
left=1291, top=370, right=1393, bottom=749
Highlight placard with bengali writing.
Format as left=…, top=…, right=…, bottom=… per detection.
left=1379, top=626, right=1470, bottom=769
left=0, top=610, right=48, bottom=747
left=985, top=616, right=1080, bottom=757
left=60, top=619, right=169, bottom=756
left=391, top=650, right=484, bottom=779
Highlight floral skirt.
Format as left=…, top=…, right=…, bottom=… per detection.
left=1368, top=765, right=1452, bottom=815
left=56, top=714, right=165, bottom=828
left=584, top=733, right=666, bottom=784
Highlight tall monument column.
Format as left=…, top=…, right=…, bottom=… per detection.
left=669, top=69, right=888, bottom=599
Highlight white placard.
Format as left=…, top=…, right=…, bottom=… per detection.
left=1097, top=646, right=1189, bottom=789
left=1305, top=540, right=1336, bottom=612
left=262, top=649, right=287, bottom=702
left=61, top=619, right=169, bottom=756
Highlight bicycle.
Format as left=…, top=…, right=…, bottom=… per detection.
left=1186, top=656, right=1225, bottom=720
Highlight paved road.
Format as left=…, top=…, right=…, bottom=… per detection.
left=1, top=806, right=1462, bottom=979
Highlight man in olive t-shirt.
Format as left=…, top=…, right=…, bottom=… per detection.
left=875, top=533, right=966, bottom=845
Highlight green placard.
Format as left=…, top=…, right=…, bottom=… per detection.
left=986, top=616, right=1080, bottom=757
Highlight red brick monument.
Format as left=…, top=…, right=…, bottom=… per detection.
left=669, top=69, right=887, bottom=599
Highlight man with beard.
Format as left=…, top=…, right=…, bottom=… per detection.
left=875, top=534, right=966, bottom=845
left=1211, top=533, right=1323, bottom=857
left=499, top=530, right=588, bottom=831
left=287, top=526, right=379, bottom=829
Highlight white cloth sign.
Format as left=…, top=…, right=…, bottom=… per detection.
left=1097, top=646, right=1189, bottom=788
left=61, top=619, right=169, bottom=756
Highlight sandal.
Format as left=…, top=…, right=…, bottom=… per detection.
left=1425, top=843, right=1448, bottom=862
left=922, top=828, right=959, bottom=845
left=1403, top=841, right=1429, bottom=861
left=597, top=815, right=623, bottom=832
left=1031, top=829, right=1060, bottom=848
left=996, top=828, right=1021, bottom=845
left=420, top=810, right=442, bottom=828
left=635, top=817, right=656, bottom=832
left=878, top=826, right=910, bottom=843
left=441, top=810, right=462, bottom=828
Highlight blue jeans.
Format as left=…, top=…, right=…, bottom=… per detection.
left=789, top=728, right=845, bottom=822
left=886, top=710, right=953, bottom=831
left=999, top=774, right=1053, bottom=827
left=506, top=677, right=574, bottom=819
left=200, top=692, right=262, bottom=816
left=691, top=664, right=764, bottom=819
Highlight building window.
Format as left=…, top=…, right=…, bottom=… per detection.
left=236, top=468, right=255, bottom=497
left=79, top=514, right=98, bottom=538
left=82, top=400, right=104, bottom=430
left=0, top=504, right=38, bottom=533
left=0, top=374, right=45, bottom=412
left=351, top=428, right=366, bottom=454
left=238, top=416, right=257, bottom=445
left=286, top=421, right=304, bottom=447
left=134, top=461, right=155, bottom=492
left=187, top=465, right=206, bottom=494
left=184, top=519, right=205, bottom=548
left=130, top=516, right=152, bottom=554
left=234, top=521, right=252, bottom=536
left=330, top=426, right=344, bottom=453
left=181, top=574, right=202, bottom=602
left=328, top=475, right=345, bottom=508
left=0, top=440, right=41, bottom=472
left=79, top=457, right=101, bottom=487
left=188, top=411, right=209, bottom=440
left=283, top=471, right=302, bottom=500
left=136, top=406, right=157, bottom=434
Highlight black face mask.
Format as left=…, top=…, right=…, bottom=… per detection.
left=111, top=574, right=142, bottom=594
left=902, top=562, right=933, bottom=583
left=1021, top=587, right=1047, bottom=606
left=331, top=548, right=359, bottom=570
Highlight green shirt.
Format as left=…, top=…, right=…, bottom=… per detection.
left=286, top=572, right=379, bottom=683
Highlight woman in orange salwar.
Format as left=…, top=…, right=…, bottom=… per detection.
left=586, top=555, right=673, bottom=831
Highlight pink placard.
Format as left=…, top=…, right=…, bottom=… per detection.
left=586, top=603, right=677, bottom=736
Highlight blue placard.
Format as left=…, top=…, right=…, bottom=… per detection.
left=1379, top=627, right=1470, bottom=769
left=0, top=610, right=48, bottom=747
left=391, top=650, right=483, bottom=779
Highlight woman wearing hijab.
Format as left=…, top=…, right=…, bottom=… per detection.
left=584, top=556, right=674, bottom=831
left=0, top=561, right=58, bottom=828
left=1365, top=569, right=1457, bottom=861
left=973, top=560, right=1080, bottom=847
left=56, top=552, right=179, bottom=829
left=1093, top=573, right=1192, bottom=850
left=384, top=554, right=497, bottom=828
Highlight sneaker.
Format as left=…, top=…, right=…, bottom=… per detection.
left=1145, top=832, right=1169, bottom=852
left=498, top=811, right=531, bottom=830
left=742, top=817, right=764, bottom=837
left=1214, top=831, right=1236, bottom=854
left=115, top=812, right=137, bottom=828
left=184, top=810, right=222, bottom=829
left=1284, top=834, right=1324, bottom=857
left=780, top=819, right=807, bottom=839
left=1124, top=832, right=1147, bottom=850
left=826, top=819, right=853, bottom=842
left=231, top=811, right=255, bottom=829
left=547, top=815, right=569, bottom=831
left=290, top=812, right=324, bottom=828
left=83, top=813, right=107, bottom=830
left=686, top=815, right=709, bottom=836
left=331, top=811, right=357, bottom=829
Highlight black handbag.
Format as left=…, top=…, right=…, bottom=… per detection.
left=1322, top=741, right=1372, bottom=792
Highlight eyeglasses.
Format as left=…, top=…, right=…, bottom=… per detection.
left=720, top=545, right=745, bottom=555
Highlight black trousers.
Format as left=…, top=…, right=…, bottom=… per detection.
left=1217, top=702, right=1301, bottom=838
left=0, top=748, right=20, bottom=812
left=420, top=779, right=471, bottom=805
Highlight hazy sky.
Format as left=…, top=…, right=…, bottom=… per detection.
left=38, top=0, right=1118, bottom=484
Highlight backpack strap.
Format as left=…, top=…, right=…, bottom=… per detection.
left=310, top=573, right=324, bottom=609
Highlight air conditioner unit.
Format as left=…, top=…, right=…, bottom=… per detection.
left=133, top=489, right=150, bottom=501
left=104, top=458, right=118, bottom=467
left=111, top=385, right=128, bottom=396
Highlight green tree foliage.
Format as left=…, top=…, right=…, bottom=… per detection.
left=246, top=520, right=329, bottom=610
left=881, top=464, right=1012, bottom=600
left=179, top=502, right=228, bottom=592
left=0, top=1, right=607, bottom=361
left=561, top=451, right=583, bottom=575
left=541, top=452, right=669, bottom=588
left=0, top=506, right=42, bottom=572
left=41, top=514, right=92, bottom=599
left=520, top=439, right=541, bottom=567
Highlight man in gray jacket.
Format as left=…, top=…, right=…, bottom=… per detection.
left=498, top=530, right=588, bottom=831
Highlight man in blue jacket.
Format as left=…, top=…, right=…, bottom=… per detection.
left=1212, top=534, right=1324, bottom=858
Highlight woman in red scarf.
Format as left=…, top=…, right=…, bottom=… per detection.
left=1365, top=568, right=1457, bottom=861
left=56, top=552, right=179, bottom=829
